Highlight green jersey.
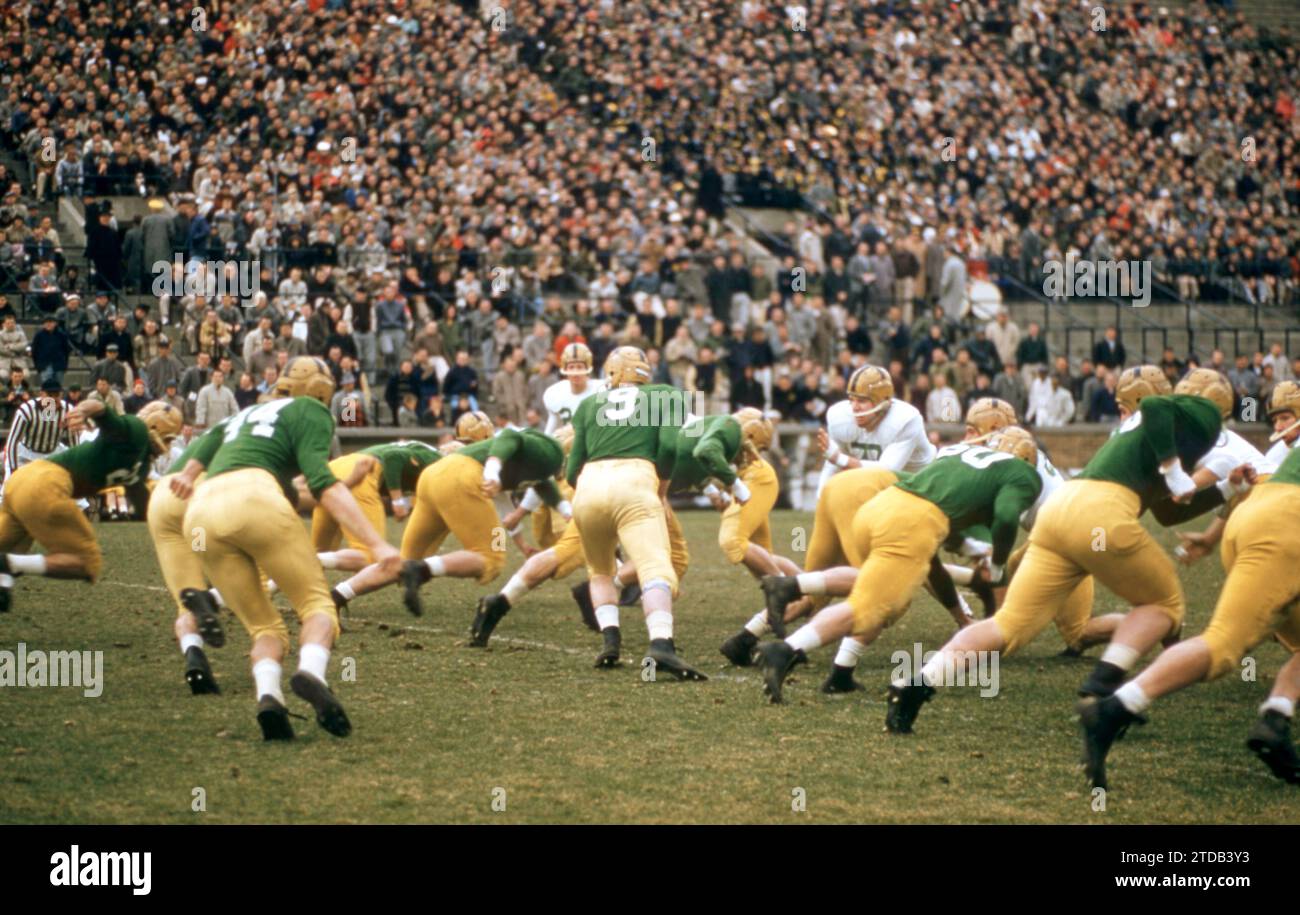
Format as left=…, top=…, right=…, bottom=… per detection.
left=361, top=440, right=442, bottom=492
left=48, top=407, right=152, bottom=497
left=664, top=415, right=743, bottom=493
left=1077, top=394, right=1221, bottom=510
left=459, top=428, right=564, bottom=504
left=895, top=443, right=1042, bottom=566
left=1268, top=445, right=1300, bottom=487
left=567, top=384, right=690, bottom=487
left=205, top=396, right=339, bottom=497
left=166, top=415, right=234, bottom=475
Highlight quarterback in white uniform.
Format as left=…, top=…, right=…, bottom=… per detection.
left=816, top=364, right=935, bottom=498
left=543, top=342, right=606, bottom=434
left=1265, top=381, right=1300, bottom=466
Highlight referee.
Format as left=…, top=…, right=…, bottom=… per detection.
left=2, top=379, right=72, bottom=499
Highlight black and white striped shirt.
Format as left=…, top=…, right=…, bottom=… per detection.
left=5, top=397, right=69, bottom=475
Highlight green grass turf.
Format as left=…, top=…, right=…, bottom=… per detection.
left=1, top=509, right=1298, bottom=824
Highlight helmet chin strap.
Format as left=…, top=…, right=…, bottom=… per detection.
left=1270, top=415, right=1300, bottom=443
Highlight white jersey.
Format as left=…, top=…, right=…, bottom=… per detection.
left=816, top=397, right=935, bottom=496
left=1264, top=436, right=1295, bottom=468
left=543, top=377, right=607, bottom=435
left=1022, top=449, right=1067, bottom=531
left=1195, top=429, right=1277, bottom=481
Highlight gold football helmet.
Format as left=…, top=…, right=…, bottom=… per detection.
left=454, top=410, right=494, bottom=444
left=1268, top=380, right=1300, bottom=442
left=1115, top=365, right=1172, bottom=415
left=1174, top=368, right=1234, bottom=419
left=733, top=407, right=774, bottom=464
left=964, top=397, right=1017, bottom=442
left=603, top=346, right=652, bottom=387
left=276, top=355, right=336, bottom=405
left=846, top=365, right=893, bottom=418
left=559, top=342, right=594, bottom=377
left=137, top=400, right=183, bottom=454
left=989, top=425, right=1038, bottom=465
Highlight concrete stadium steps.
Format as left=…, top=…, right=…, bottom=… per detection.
left=1157, top=0, right=1299, bottom=31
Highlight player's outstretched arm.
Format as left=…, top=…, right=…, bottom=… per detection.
left=319, top=482, right=400, bottom=576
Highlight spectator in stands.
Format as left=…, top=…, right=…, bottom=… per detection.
left=1087, top=369, right=1121, bottom=423
left=197, top=309, right=231, bottom=360
left=1228, top=354, right=1262, bottom=419
left=993, top=361, right=1029, bottom=421
left=2, top=366, right=31, bottom=424
left=331, top=373, right=368, bottom=427
left=1035, top=376, right=1076, bottom=428
left=99, top=316, right=134, bottom=366
left=234, top=372, right=259, bottom=410
left=442, top=350, right=480, bottom=411
left=397, top=394, right=421, bottom=428
left=178, top=351, right=212, bottom=423
left=123, top=378, right=150, bottom=415
left=1263, top=342, right=1293, bottom=383
left=0, top=315, right=28, bottom=378
left=195, top=368, right=237, bottom=430
left=937, top=245, right=967, bottom=322
left=375, top=284, right=409, bottom=380
left=88, top=376, right=124, bottom=414
left=522, top=320, right=553, bottom=369
left=133, top=320, right=164, bottom=371
left=85, top=208, right=122, bottom=292
left=144, top=336, right=183, bottom=398
left=422, top=394, right=450, bottom=429
left=731, top=364, right=765, bottom=411
left=54, top=293, right=94, bottom=354
left=385, top=360, right=420, bottom=423
left=1092, top=326, right=1126, bottom=369
left=926, top=372, right=962, bottom=424
left=90, top=343, right=128, bottom=391
left=27, top=262, right=61, bottom=314
left=491, top=352, right=528, bottom=426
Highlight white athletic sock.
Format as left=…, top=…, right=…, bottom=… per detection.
left=786, top=625, right=823, bottom=653
left=646, top=609, right=673, bottom=641
left=1261, top=696, right=1295, bottom=719
left=595, top=604, right=619, bottom=631
left=298, top=643, right=330, bottom=684
left=253, top=658, right=284, bottom=702
left=1100, top=643, right=1141, bottom=671
left=7, top=554, right=46, bottom=575
left=179, top=632, right=203, bottom=654
left=833, top=637, right=867, bottom=668
left=612, top=567, right=627, bottom=588
left=944, top=562, right=974, bottom=586
left=209, top=587, right=225, bottom=607
left=264, top=579, right=279, bottom=595
left=0, top=573, right=13, bottom=589
left=502, top=571, right=530, bottom=605
left=335, top=581, right=357, bottom=601
left=1114, top=681, right=1151, bottom=715
left=795, top=571, right=826, bottom=595
left=317, top=551, right=341, bottom=570
left=744, top=611, right=770, bottom=638
left=424, top=556, right=446, bottom=577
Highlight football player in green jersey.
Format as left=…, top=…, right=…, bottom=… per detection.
left=181, top=357, right=400, bottom=741
left=754, top=429, right=1042, bottom=704
left=0, top=398, right=180, bottom=612
left=888, top=383, right=1227, bottom=735
left=566, top=346, right=708, bottom=679
left=331, top=425, right=567, bottom=617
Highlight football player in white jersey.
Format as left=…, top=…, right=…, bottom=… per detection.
left=1265, top=381, right=1300, bottom=467
left=543, top=342, right=606, bottom=434
left=816, top=365, right=935, bottom=498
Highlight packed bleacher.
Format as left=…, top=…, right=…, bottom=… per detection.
left=0, top=0, right=1295, bottom=447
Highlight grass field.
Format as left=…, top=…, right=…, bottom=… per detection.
left=2, top=508, right=1298, bottom=824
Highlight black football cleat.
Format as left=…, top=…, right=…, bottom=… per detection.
left=719, top=629, right=759, bottom=667
left=1078, top=660, right=1126, bottom=699
left=184, top=646, right=220, bottom=695
left=646, top=638, right=709, bottom=681
left=1161, top=623, right=1183, bottom=650
left=0, top=583, right=10, bottom=614
left=1078, top=695, right=1144, bottom=790
left=618, top=581, right=642, bottom=607
left=970, top=577, right=997, bottom=618
left=760, top=575, right=801, bottom=639
left=1246, top=710, right=1300, bottom=785
left=1059, top=645, right=1085, bottom=658
left=470, top=594, right=511, bottom=647
left=181, top=587, right=225, bottom=648
left=256, top=695, right=295, bottom=741
left=594, top=626, right=621, bottom=668
left=330, top=587, right=349, bottom=616
left=885, top=682, right=935, bottom=734
left=821, top=663, right=865, bottom=694
left=399, top=560, right=430, bottom=617
left=755, top=641, right=806, bottom=704
left=290, top=671, right=352, bottom=737
left=571, top=581, right=599, bottom=632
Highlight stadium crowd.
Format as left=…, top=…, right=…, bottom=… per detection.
left=0, top=0, right=1295, bottom=434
